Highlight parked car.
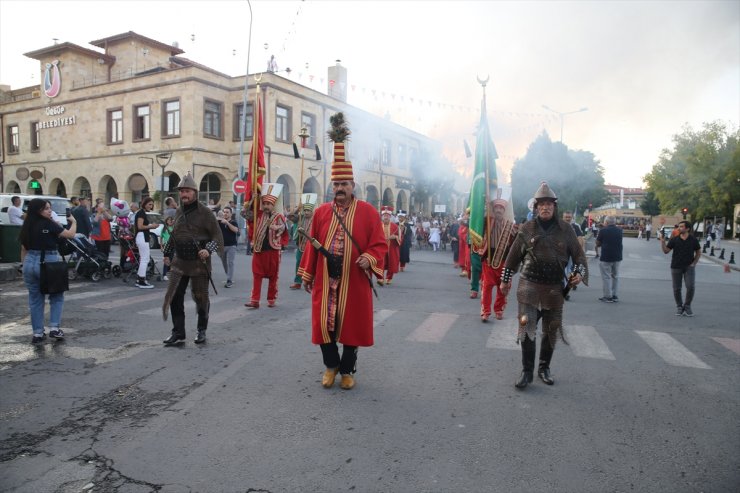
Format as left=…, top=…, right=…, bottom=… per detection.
left=0, top=193, right=69, bottom=226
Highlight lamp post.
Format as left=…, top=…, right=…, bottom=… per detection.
left=541, top=105, right=588, bottom=142
left=155, top=152, right=172, bottom=214
left=293, top=126, right=309, bottom=209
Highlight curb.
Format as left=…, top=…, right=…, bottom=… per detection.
left=701, top=253, right=740, bottom=272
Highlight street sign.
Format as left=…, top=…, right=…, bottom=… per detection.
left=232, top=179, right=248, bottom=195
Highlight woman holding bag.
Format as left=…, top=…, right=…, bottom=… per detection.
left=19, top=198, right=77, bottom=344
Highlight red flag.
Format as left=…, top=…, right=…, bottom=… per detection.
left=245, top=94, right=266, bottom=205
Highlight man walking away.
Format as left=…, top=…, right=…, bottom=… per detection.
left=596, top=216, right=623, bottom=302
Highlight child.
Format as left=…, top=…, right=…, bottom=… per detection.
left=160, top=216, right=175, bottom=281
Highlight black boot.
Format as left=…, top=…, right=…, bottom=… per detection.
left=538, top=335, right=555, bottom=385
left=194, top=329, right=207, bottom=344
left=515, top=336, right=536, bottom=389
left=163, top=330, right=186, bottom=345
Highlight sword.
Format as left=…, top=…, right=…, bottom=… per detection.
left=192, top=238, right=218, bottom=295
left=297, top=227, right=378, bottom=299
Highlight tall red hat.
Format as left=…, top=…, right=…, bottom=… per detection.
left=328, top=113, right=354, bottom=182
left=381, top=206, right=393, bottom=216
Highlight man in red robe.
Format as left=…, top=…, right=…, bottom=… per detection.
left=377, top=206, right=400, bottom=286
left=298, top=113, right=387, bottom=391
left=245, top=187, right=289, bottom=308
left=458, top=211, right=470, bottom=278
left=480, top=198, right=517, bottom=322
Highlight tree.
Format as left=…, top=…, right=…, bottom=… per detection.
left=510, top=132, right=609, bottom=221
left=410, top=147, right=456, bottom=214
left=643, top=121, right=740, bottom=223
left=639, top=191, right=661, bottom=217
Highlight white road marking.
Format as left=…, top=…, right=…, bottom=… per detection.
left=711, top=337, right=740, bottom=356
left=635, top=330, right=711, bottom=369
left=86, top=292, right=161, bottom=309
left=406, top=313, right=458, bottom=343
left=374, top=309, right=396, bottom=327
left=137, top=296, right=228, bottom=316
left=567, top=325, right=615, bottom=360
left=485, top=318, right=519, bottom=350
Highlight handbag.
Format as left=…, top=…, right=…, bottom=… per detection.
left=40, top=249, right=69, bottom=295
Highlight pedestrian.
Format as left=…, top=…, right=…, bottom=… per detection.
left=596, top=216, right=623, bottom=302
left=160, top=215, right=174, bottom=281
left=428, top=222, right=441, bottom=252
left=90, top=202, right=112, bottom=259
left=449, top=216, right=460, bottom=266
left=163, top=196, right=178, bottom=219
left=660, top=220, right=701, bottom=317
left=72, top=196, right=92, bottom=238
left=645, top=222, right=652, bottom=241
left=289, top=199, right=316, bottom=290
left=218, top=206, right=239, bottom=288
left=458, top=212, right=470, bottom=277
left=479, top=197, right=517, bottom=322
left=19, top=198, right=78, bottom=343
left=378, top=206, right=400, bottom=285
left=562, top=210, right=585, bottom=299
left=244, top=186, right=289, bottom=308
left=161, top=173, right=224, bottom=345
left=134, top=197, right=158, bottom=289
left=8, top=195, right=24, bottom=225
left=397, top=210, right=413, bottom=271
left=500, top=182, right=587, bottom=389
left=298, top=113, right=388, bottom=390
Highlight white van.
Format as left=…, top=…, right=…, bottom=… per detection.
left=0, top=193, right=70, bottom=226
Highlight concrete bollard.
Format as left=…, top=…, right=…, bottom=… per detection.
left=719, top=248, right=725, bottom=260
left=730, top=252, right=736, bottom=265
left=710, top=247, right=715, bottom=257
left=702, top=243, right=708, bottom=253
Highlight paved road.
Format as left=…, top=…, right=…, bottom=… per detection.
left=1, top=237, right=738, bottom=492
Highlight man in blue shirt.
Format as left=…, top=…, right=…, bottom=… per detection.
left=596, top=216, right=623, bottom=302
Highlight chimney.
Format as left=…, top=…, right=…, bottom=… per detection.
left=328, top=60, right=347, bottom=102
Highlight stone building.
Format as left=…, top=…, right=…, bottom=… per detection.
left=0, top=31, right=448, bottom=214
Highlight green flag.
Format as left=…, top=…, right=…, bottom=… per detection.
left=468, top=96, right=498, bottom=248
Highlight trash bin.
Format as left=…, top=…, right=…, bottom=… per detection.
left=0, top=224, right=22, bottom=262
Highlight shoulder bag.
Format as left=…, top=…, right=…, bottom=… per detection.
left=40, top=248, right=69, bottom=295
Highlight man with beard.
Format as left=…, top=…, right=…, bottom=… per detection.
left=397, top=210, right=414, bottom=271
left=500, top=182, right=587, bottom=389
left=289, top=196, right=316, bottom=290
left=377, top=206, right=400, bottom=285
left=161, top=173, right=224, bottom=345
left=479, top=197, right=517, bottom=322
left=245, top=185, right=289, bottom=308
left=298, top=113, right=387, bottom=390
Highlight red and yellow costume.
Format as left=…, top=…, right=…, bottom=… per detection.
left=378, top=207, right=400, bottom=284
left=458, top=222, right=470, bottom=277
left=298, top=198, right=387, bottom=347
left=479, top=211, right=517, bottom=320
left=248, top=205, right=288, bottom=307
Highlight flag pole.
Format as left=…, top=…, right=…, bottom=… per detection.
left=251, top=79, right=262, bottom=241
left=478, top=75, right=492, bottom=265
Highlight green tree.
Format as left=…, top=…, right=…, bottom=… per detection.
left=643, top=121, right=740, bottom=223
left=639, top=191, right=661, bottom=217
left=410, top=147, right=456, bottom=214
left=510, top=132, right=609, bottom=221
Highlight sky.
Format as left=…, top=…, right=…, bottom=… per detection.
left=1, top=0, right=738, bottom=189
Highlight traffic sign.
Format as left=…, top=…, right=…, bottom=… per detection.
left=232, top=179, right=248, bottom=195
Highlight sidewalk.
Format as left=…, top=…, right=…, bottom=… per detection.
left=700, top=238, right=740, bottom=272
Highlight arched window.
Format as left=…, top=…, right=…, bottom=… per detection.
left=199, top=173, right=222, bottom=206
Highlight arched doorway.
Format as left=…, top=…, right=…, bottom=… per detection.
left=167, top=172, right=180, bottom=202
left=5, top=181, right=21, bottom=193
left=382, top=188, right=394, bottom=208
left=303, top=176, right=320, bottom=195
left=73, top=177, right=92, bottom=199
left=199, top=173, right=222, bottom=207
left=98, top=175, right=118, bottom=205
left=396, top=190, right=407, bottom=212
left=365, top=185, right=379, bottom=209
left=275, top=173, right=296, bottom=211
left=127, top=173, right=149, bottom=205
left=49, top=178, right=67, bottom=197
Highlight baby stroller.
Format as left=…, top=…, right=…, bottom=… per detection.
left=112, top=232, right=161, bottom=283
left=61, top=234, right=113, bottom=282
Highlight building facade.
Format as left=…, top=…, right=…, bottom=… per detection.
left=0, top=31, right=447, bottom=214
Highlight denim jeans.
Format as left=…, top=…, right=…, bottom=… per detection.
left=671, top=265, right=695, bottom=307
left=221, top=245, right=236, bottom=282
left=23, top=250, right=64, bottom=336
left=599, top=260, right=620, bottom=298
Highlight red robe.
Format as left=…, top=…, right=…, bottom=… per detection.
left=458, top=224, right=470, bottom=273
left=380, top=221, right=400, bottom=279
left=298, top=198, right=387, bottom=347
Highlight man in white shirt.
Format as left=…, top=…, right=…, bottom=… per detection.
left=8, top=196, right=24, bottom=225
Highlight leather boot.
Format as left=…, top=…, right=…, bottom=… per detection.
left=163, top=330, right=186, bottom=345
left=515, top=336, right=536, bottom=389
left=538, top=335, right=554, bottom=385
left=194, top=329, right=207, bottom=344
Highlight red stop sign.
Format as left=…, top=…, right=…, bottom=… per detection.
left=232, top=179, right=248, bottom=195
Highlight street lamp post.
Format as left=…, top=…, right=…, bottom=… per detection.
left=541, top=105, right=588, bottom=142
left=155, top=152, right=172, bottom=213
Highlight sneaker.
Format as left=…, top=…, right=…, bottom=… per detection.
left=675, top=306, right=685, bottom=316
left=31, top=333, right=47, bottom=344
left=49, top=328, right=65, bottom=340
left=162, top=275, right=169, bottom=281
left=611, top=296, right=619, bottom=303
left=683, top=305, right=694, bottom=317
left=599, top=297, right=614, bottom=303
left=136, top=279, right=154, bottom=289
left=225, top=281, right=233, bottom=288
